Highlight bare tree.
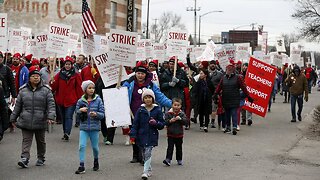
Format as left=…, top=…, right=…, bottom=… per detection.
left=292, top=0, right=320, bottom=41
left=147, top=12, right=186, bottom=42
left=281, top=33, right=301, bottom=54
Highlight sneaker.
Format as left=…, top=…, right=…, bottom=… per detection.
left=210, top=123, right=216, bottom=128
left=224, top=128, right=231, bottom=134
left=291, top=119, right=297, bottom=122
left=62, top=134, right=69, bottom=141
left=147, top=171, right=152, bottom=177
left=18, top=158, right=29, bottom=168
left=200, top=127, right=204, bottom=131
left=93, top=161, right=99, bottom=171
left=191, top=118, right=197, bottom=124
left=35, top=159, right=45, bottom=166
left=185, top=126, right=190, bottom=130
left=105, top=141, right=112, bottom=145
left=177, top=160, right=183, bottom=166
left=221, top=128, right=225, bottom=132
left=75, top=166, right=85, bottom=174
left=232, top=128, right=237, bottom=135
left=236, top=125, right=240, bottom=131
left=163, top=159, right=171, bottom=166
left=125, top=135, right=130, bottom=146
left=298, top=116, right=302, bottom=121
left=240, top=121, right=246, bottom=125
left=283, top=100, right=287, bottom=103
left=130, top=158, right=139, bottom=163
left=247, top=120, right=253, bottom=126
left=141, top=173, right=148, bottom=180
left=204, top=127, right=208, bottom=133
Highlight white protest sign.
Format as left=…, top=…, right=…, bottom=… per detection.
left=311, top=51, right=316, bottom=66
left=282, top=54, right=290, bottom=64
left=108, top=29, right=138, bottom=66
left=236, top=43, right=250, bottom=62
left=47, top=22, right=72, bottom=55
left=103, top=87, right=132, bottom=127
left=25, top=39, right=38, bottom=56
left=82, top=36, right=95, bottom=55
left=271, top=53, right=283, bottom=67
left=262, top=55, right=271, bottom=65
left=275, top=37, right=286, bottom=52
left=93, top=50, right=128, bottom=87
left=215, top=46, right=228, bottom=70
left=8, top=29, right=24, bottom=53
left=153, top=43, right=165, bottom=63
left=0, top=13, right=8, bottom=52
left=225, top=45, right=236, bottom=61
left=151, top=71, right=160, bottom=87
left=189, top=46, right=206, bottom=63
left=93, top=35, right=109, bottom=51
left=136, top=39, right=146, bottom=61
left=166, top=29, right=188, bottom=62
left=200, top=40, right=217, bottom=62
left=253, top=51, right=264, bottom=61
left=290, top=43, right=301, bottom=64
left=21, top=27, right=32, bottom=54
left=68, top=32, right=79, bottom=55
left=35, top=33, right=54, bottom=58
left=145, top=39, right=153, bottom=58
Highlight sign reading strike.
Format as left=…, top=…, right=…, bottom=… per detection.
left=0, top=13, right=8, bottom=52
left=166, top=30, right=188, bottom=61
left=108, top=29, right=138, bottom=67
left=47, top=22, right=72, bottom=55
left=243, top=57, right=277, bottom=117
left=153, top=43, right=165, bottom=62
left=93, top=50, right=128, bottom=87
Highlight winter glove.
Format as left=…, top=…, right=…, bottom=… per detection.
left=304, top=95, right=308, bottom=102
left=172, top=77, right=180, bottom=83
left=169, top=81, right=176, bottom=87
left=130, top=137, right=135, bottom=144
left=248, top=96, right=254, bottom=103
left=149, top=118, right=157, bottom=126
left=176, top=116, right=181, bottom=120
left=91, top=67, right=97, bottom=76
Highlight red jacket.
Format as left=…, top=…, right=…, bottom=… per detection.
left=51, top=71, right=83, bottom=107
left=80, top=65, right=100, bottom=83
left=305, top=67, right=313, bottom=80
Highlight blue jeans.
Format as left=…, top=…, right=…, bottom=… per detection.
left=225, top=107, right=238, bottom=129
left=308, top=79, right=313, bottom=93
left=79, top=130, right=99, bottom=163
left=59, top=105, right=76, bottom=135
left=140, top=146, right=153, bottom=174
left=290, top=94, right=303, bottom=120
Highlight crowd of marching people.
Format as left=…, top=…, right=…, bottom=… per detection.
left=0, top=51, right=318, bottom=179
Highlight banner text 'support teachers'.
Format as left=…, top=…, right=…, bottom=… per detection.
left=243, top=57, right=277, bottom=117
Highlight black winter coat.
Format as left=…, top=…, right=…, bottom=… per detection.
left=193, top=78, right=215, bottom=114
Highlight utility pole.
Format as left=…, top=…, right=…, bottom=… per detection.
left=146, top=0, right=150, bottom=39
left=153, top=18, right=158, bottom=42
left=186, top=0, right=200, bottom=47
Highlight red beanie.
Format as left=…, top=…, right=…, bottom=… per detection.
left=64, top=56, right=74, bottom=64
left=201, top=61, right=209, bottom=69
left=31, top=59, right=40, bottom=66
left=25, top=54, right=33, bottom=62
left=13, top=53, right=21, bottom=59
left=178, top=61, right=185, bottom=68
left=29, top=66, right=41, bottom=77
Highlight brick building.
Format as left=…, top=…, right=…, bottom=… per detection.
left=0, top=0, right=142, bottom=35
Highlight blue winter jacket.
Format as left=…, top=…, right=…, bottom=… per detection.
left=130, top=104, right=165, bottom=147
left=76, top=94, right=105, bottom=131
left=19, top=66, right=29, bottom=88
left=122, top=76, right=172, bottom=108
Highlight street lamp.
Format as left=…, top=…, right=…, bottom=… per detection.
left=198, top=10, right=223, bottom=47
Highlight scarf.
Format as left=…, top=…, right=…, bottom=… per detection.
left=59, top=67, right=75, bottom=81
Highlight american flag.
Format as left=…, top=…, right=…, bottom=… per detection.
left=82, top=0, right=97, bottom=37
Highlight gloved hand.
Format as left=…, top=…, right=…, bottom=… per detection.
left=169, top=82, right=176, bottom=87
left=130, top=137, right=135, bottom=144
left=175, top=116, right=181, bottom=120
left=304, top=96, right=308, bottom=102
left=248, top=96, right=254, bottom=103
left=149, top=118, right=157, bottom=126
left=172, top=77, right=180, bottom=83
left=91, top=67, right=97, bottom=76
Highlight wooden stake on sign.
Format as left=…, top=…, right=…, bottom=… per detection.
left=51, top=55, right=57, bottom=81
left=173, top=56, right=177, bottom=77
left=116, top=65, right=123, bottom=89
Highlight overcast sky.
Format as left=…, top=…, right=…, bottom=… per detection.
left=141, top=0, right=300, bottom=45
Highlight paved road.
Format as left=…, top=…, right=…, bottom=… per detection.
left=1, top=88, right=320, bottom=180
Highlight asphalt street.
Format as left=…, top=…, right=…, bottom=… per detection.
left=0, top=88, right=319, bottom=180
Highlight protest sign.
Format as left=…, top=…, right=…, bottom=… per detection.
left=21, top=27, right=32, bottom=54
left=275, top=37, right=286, bottom=52
left=243, top=57, right=277, bottom=117
left=166, top=29, right=188, bottom=62
left=262, top=55, right=271, bottom=65
left=108, top=29, right=138, bottom=66
left=47, top=22, right=72, bottom=55
left=93, top=50, right=128, bottom=87
left=93, top=35, right=108, bottom=51
left=82, top=36, right=95, bottom=55
left=8, top=29, right=24, bottom=53
left=68, top=32, right=79, bottom=55
left=25, top=39, right=37, bottom=56
left=35, top=33, right=54, bottom=58
left=215, top=46, right=228, bottom=70
left=272, top=53, right=283, bottom=67
left=153, top=43, right=165, bottom=63
left=200, top=40, right=216, bottom=62
left=189, top=46, right=206, bottom=63
left=253, top=51, right=264, bottom=61
left=103, top=87, right=132, bottom=127
left=145, top=39, right=153, bottom=58
left=0, top=13, right=8, bottom=52
left=225, top=45, right=236, bottom=61
left=136, top=39, right=146, bottom=61
left=290, top=43, right=301, bottom=64
left=236, top=43, right=250, bottom=62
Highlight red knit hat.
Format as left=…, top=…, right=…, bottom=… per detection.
left=201, top=61, right=209, bottom=69
left=178, top=61, right=185, bottom=68
left=29, top=66, right=40, bottom=77
left=31, top=59, right=40, bottom=66
left=237, top=60, right=242, bottom=65
left=64, top=56, right=74, bottom=64
left=149, top=60, right=158, bottom=67
left=25, top=54, right=33, bottom=62
left=13, top=53, right=21, bottom=59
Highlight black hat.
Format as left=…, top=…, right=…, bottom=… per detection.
left=135, top=66, right=148, bottom=74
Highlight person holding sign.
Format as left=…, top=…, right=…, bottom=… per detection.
left=160, top=58, right=189, bottom=111
left=123, top=64, right=172, bottom=164
left=214, top=63, right=253, bottom=135
left=50, top=56, right=83, bottom=141
left=285, top=66, right=308, bottom=122
left=75, top=80, right=105, bottom=174
left=129, top=89, right=165, bottom=179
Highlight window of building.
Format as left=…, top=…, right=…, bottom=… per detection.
left=110, top=1, right=117, bottom=29
left=133, top=8, right=138, bottom=32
